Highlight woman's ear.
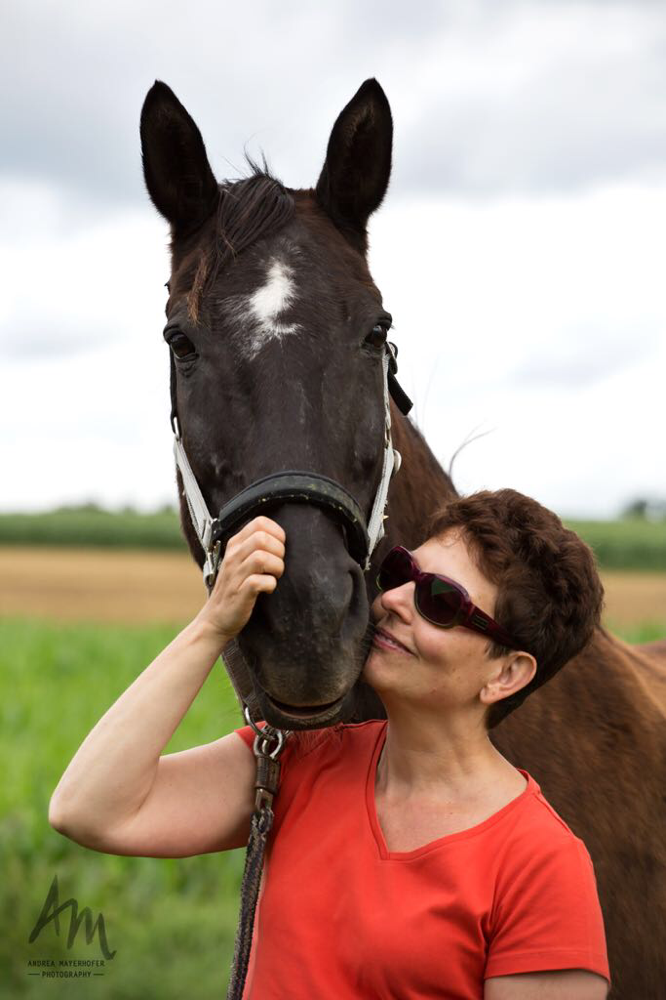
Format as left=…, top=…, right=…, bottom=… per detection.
left=479, top=652, right=537, bottom=707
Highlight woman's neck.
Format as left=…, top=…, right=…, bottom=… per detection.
left=377, top=704, right=514, bottom=802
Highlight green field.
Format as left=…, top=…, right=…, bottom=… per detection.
left=1, top=616, right=246, bottom=999
left=0, top=508, right=665, bottom=570
left=2, top=614, right=664, bottom=998
left=565, top=518, right=666, bottom=572
left=0, top=509, right=185, bottom=551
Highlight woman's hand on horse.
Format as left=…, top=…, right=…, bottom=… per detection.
left=195, top=516, right=286, bottom=643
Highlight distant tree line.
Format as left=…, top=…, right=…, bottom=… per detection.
left=52, top=501, right=179, bottom=516
left=621, top=497, right=666, bottom=521
left=52, top=498, right=666, bottom=521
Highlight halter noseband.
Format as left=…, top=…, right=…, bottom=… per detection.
left=211, top=471, right=369, bottom=564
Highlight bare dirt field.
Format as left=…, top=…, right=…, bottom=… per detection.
left=1, top=545, right=665, bottom=631
left=0, top=546, right=205, bottom=624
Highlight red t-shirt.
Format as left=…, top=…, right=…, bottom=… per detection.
left=235, top=720, right=610, bottom=999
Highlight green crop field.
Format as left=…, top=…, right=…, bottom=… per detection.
left=565, top=518, right=666, bottom=572
left=2, top=614, right=664, bottom=998
left=0, top=509, right=185, bottom=551
left=0, top=508, right=665, bottom=570
left=1, top=616, right=246, bottom=999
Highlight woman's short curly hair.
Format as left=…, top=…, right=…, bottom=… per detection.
left=427, top=489, right=604, bottom=730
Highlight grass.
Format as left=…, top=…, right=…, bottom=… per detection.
left=0, top=615, right=245, bottom=999
left=602, top=621, right=665, bottom=645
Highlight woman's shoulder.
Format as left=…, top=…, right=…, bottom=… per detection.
left=494, top=770, right=596, bottom=875
left=515, top=770, right=582, bottom=841
left=486, top=780, right=610, bottom=985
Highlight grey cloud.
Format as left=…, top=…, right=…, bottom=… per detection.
left=2, top=0, right=666, bottom=215
left=1, top=1, right=320, bottom=209
left=397, top=83, right=666, bottom=197
left=4, top=327, right=108, bottom=362
left=509, top=323, right=662, bottom=388
left=2, top=309, right=120, bottom=362
left=394, top=3, right=666, bottom=195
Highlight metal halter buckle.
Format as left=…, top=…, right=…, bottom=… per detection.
left=243, top=705, right=290, bottom=760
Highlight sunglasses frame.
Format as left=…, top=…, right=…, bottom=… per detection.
left=376, top=545, right=521, bottom=650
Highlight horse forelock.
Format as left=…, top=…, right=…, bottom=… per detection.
left=177, top=164, right=296, bottom=325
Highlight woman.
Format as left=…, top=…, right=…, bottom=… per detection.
left=49, top=489, right=611, bottom=999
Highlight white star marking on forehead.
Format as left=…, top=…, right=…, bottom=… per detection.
left=240, top=258, right=301, bottom=359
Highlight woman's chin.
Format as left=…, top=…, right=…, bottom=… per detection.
left=362, top=651, right=393, bottom=691
left=360, top=654, right=378, bottom=685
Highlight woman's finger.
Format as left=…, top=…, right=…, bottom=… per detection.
left=241, top=574, right=279, bottom=595
left=227, top=516, right=286, bottom=548
left=238, top=550, right=284, bottom=581
left=232, top=530, right=285, bottom=565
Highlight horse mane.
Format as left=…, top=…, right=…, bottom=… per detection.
left=187, top=157, right=295, bottom=323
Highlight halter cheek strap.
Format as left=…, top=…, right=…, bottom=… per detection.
left=366, top=345, right=400, bottom=556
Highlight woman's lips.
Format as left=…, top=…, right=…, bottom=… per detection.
left=372, top=626, right=413, bottom=655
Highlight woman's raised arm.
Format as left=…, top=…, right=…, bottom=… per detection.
left=48, top=516, right=285, bottom=857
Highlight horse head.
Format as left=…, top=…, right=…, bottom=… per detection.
left=140, top=79, right=397, bottom=728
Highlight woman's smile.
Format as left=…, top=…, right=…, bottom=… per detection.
left=372, top=626, right=414, bottom=655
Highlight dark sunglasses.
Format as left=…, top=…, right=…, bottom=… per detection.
left=376, top=545, right=521, bottom=650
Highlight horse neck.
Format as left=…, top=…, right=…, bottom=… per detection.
left=386, top=407, right=458, bottom=549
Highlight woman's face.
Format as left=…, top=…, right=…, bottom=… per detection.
left=364, top=529, right=503, bottom=712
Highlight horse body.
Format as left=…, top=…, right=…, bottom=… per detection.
left=140, top=78, right=665, bottom=998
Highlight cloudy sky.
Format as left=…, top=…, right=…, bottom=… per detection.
left=2, top=0, right=665, bottom=518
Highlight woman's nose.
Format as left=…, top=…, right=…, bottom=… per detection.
left=377, top=582, right=414, bottom=622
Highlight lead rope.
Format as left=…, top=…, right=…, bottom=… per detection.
left=226, top=712, right=290, bottom=1000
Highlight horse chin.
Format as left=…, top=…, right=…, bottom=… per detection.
left=254, top=687, right=354, bottom=731
left=235, top=629, right=367, bottom=731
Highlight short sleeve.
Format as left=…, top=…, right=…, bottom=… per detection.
left=234, top=723, right=260, bottom=752
left=485, top=836, right=611, bottom=985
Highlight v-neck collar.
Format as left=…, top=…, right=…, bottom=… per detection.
left=365, top=720, right=537, bottom=861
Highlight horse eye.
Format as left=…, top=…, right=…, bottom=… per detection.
left=165, top=331, right=196, bottom=360
left=366, top=324, right=388, bottom=349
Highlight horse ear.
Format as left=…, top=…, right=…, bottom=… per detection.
left=315, top=79, right=393, bottom=254
left=140, top=81, right=219, bottom=238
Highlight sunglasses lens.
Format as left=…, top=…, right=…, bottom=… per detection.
left=416, top=577, right=463, bottom=626
left=378, top=549, right=467, bottom=631
left=377, top=548, right=414, bottom=591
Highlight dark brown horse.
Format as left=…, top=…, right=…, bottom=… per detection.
left=140, top=79, right=665, bottom=998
